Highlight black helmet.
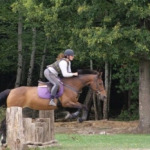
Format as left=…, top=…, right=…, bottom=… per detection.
left=64, top=49, right=75, bottom=56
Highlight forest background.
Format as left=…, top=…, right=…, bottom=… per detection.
left=0, top=0, right=150, bottom=133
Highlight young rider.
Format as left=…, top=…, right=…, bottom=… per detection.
left=44, top=49, right=78, bottom=106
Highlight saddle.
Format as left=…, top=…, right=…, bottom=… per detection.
left=37, top=81, right=64, bottom=99
left=38, top=81, right=53, bottom=92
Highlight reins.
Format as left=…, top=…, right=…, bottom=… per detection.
left=60, top=74, right=100, bottom=94
left=60, top=76, right=87, bottom=94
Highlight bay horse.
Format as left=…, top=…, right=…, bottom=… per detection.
left=0, top=69, right=106, bottom=144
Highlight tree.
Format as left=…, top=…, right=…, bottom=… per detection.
left=15, top=13, right=23, bottom=87
left=12, top=0, right=47, bottom=86
left=104, top=61, right=111, bottom=119
left=39, top=36, right=49, bottom=80
left=107, top=0, right=150, bottom=133
left=27, top=27, right=36, bottom=86
left=0, top=0, right=18, bottom=73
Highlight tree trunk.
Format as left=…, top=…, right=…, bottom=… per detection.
left=138, top=59, right=150, bottom=133
left=39, top=37, right=49, bottom=80
left=103, top=61, right=111, bottom=119
left=27, top=27, right=36, bottom=86
left=15, top=14, right=23, bottom=87
left=93, top=93, right=98, bottom=120
left=21, top=47, right=28, bottom=85
left=90, top=60, right=93, bottom=70
left=97, top=94, right=103, bottom=119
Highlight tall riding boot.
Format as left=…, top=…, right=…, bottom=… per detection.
left=49, top=95, right=56, bottom=106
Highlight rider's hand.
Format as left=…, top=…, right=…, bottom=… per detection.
left=73, top=72, right=78, bottom=76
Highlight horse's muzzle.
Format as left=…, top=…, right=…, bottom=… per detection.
left=97, top=92, right=107, bottom=101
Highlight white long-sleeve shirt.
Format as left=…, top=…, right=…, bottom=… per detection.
left=48, top=60, right=74, bottom=77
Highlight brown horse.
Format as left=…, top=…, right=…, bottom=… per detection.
left=0, top=69, right=106, bottom=122
left=0, top=69, right=106, bottom=144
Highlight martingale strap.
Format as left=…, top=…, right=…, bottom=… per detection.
left=61, top=82, right=82, bottom=94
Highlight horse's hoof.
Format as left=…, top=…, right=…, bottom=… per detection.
left=78, top=118, right=83, bottom=123
left=64, top=113, right=72, bottom=120
left=2, top=143, right=7, bottom=148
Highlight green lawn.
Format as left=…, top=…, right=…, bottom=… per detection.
left=29, top=133, right=150, bottom=150
left=49, top=133, right=150, bottom=150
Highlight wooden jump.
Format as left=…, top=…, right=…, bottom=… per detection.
left=6, top=107, right=58, bottom=150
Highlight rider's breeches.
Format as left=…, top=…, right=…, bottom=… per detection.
left=44, top=68, right=59, bottom=97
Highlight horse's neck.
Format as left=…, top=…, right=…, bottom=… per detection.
left=79, top=74, right=94, bottom=84
left=62, top=75, right=94, bottom=88
left=62, top=76, right=86, bottom=89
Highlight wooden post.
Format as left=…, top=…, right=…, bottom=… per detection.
left=6, top=107, right=26, bottom=150
left=39, top=110, right=55, bottom=140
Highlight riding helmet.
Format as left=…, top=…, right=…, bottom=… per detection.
left=64, top=49, right=75, bottom=56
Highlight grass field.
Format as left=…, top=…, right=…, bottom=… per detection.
left=45, top=133, right=150, bottom=150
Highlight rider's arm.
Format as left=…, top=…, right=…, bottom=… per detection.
left=68, top=62, right=72, bottom=73
left=59, top=60, right=77, bottom=77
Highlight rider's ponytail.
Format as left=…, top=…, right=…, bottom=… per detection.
left=56, top=53, right=65, bottom=60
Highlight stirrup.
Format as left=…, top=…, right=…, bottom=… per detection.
left=49, top=99, right=56, bottom=106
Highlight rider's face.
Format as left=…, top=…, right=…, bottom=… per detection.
left=68, top=55, right=74, bottom=61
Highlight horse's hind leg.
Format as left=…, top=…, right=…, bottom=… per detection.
left=65, top=109, right=81, bottom=120
left=64, top=102, right=88, bottom=123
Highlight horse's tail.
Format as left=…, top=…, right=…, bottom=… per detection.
left=0, top=117, right=6, bottom=145
left=0, top=89, right=11, bottom=106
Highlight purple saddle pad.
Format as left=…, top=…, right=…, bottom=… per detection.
left=37, top=84, right=64, bottom=99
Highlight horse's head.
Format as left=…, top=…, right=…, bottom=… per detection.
left=77, top=69, right=107, bottom=101
left=90, top=72, right=107, bottom=101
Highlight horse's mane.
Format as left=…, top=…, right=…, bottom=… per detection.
left=77, top=69, right=98, bottom=75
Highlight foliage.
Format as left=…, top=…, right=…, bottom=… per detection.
left=2, top=0, right=150, bottom=71
left=112, top=62, right=139, bottom=100
left=1, top=0, right=150, bottom=69
left=118, top=102, right=139, bottom=121
left=0, top=0, right=18, bottom=72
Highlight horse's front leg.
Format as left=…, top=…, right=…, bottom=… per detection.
left=78, top=105, right=88, bottom=123
left=64, top=109, right=81, bottom=120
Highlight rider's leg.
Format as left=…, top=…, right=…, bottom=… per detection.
left=49, top=77, right=60, bottom=106
left=44, top=69, right=59, bottom=106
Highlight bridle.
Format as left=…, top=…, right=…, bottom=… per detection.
left=92, top=74, right=104, bottom=95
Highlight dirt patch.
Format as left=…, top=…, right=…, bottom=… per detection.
left=54, top=120, right=139, bottom=135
